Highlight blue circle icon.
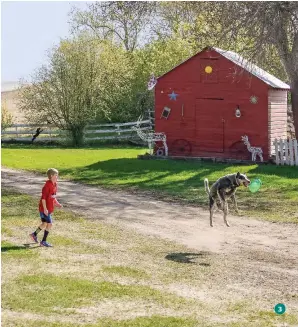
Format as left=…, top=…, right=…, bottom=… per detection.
left=274, top=303, right=286, bottom=315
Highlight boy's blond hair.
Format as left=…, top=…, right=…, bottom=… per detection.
left=47, top=168, right=58, bottom=179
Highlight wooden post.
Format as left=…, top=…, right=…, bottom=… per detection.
left=289, top=139, right=294, bottom=166
left=274, top=139, right=279, bottom=165
left=280, top=139, right=284, bottom=166
left=285, top=139, right=289, bottom=165
left=294, top=139, right=298, bottom=166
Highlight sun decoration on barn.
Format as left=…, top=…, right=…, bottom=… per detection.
left=205, top=66, right=213, bottom=74
left=250, top=95, right=258, bottom=104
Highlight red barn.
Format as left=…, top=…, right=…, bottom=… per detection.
left=154, top=47, right=290, bottom=161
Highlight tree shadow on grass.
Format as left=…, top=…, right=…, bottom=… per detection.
left=60, top=158, right=230, bottom=190
left=165, top=252, right=211, bottom=265
left=248, top=164, right=298, bottom=180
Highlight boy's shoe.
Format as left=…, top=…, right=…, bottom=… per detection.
left=29, top=233, right=38, bottom=243
left=40, top=241, right=53, bottom=247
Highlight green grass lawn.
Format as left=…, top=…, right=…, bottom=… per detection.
left=2, top=188, right=297, bottom=326
left=2, top=144, right=298, bottom=223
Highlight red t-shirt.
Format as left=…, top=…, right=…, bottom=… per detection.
left=39, top=180, right=57, bottom=214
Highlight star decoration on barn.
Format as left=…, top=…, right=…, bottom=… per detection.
left=168, top=91, right=178, bottom=101
left=250, top=95, right=258, bottom=104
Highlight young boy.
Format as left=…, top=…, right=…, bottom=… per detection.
left=30, top=168, right=62, bottom=247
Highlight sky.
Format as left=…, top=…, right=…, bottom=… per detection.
left=1, top=1, right=88, bottom=83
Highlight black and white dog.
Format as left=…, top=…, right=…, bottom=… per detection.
left=204, top=173, right=250, bottom=227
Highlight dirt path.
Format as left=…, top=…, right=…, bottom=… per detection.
left=2, top=167, right=297, bottom=258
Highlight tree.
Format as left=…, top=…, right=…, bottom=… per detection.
left=133, top=37, right=196, bottom=81
left=71, top=1, right=156, bottom=52
left=151, top=2, right=204, bottom=43
left=1, top=101, right=13, bottom=131
left=91, top=40, right=136, bottom=122
left=19, top=37, right=104, bottom=146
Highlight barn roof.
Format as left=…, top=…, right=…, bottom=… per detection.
left=157, top=47, right=290, bottom=90
left=214, top=47, right=290, bottom=90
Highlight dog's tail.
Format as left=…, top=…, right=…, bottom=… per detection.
left=204, top=178, right=210, bottom=196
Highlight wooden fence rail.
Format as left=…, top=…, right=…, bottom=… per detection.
left=274, top=138, right=298, bottom=166
left=1, top=120, right=152, bottom=142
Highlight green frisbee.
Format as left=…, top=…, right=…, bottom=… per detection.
left=248, top=178, right=262, bottom=193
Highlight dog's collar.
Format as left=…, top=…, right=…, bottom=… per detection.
left=233, top=178, right=240, bottom=187
left=227, top=175, right=240, bottom=187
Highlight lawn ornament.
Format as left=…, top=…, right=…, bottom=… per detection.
left=132, top=116, right=168, bottom=156
left=241, top=135, right=263, bottom=162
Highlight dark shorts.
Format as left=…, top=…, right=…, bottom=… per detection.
left=40, top=212, right=53, bottom=223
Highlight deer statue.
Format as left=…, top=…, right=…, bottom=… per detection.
left=241, top=135, right=263, bottom=162
left=131, top=116, right=168, bottom=156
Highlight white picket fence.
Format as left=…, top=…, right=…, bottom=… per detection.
left=1, top=119, right=153, bottom=143
left=274, top=138, right=298, bottom=166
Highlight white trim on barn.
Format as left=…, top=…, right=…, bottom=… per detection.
left=268, top=90, right=288, bottom=157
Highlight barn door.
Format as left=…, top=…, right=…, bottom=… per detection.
left=195, top=98, right=225, bottom=152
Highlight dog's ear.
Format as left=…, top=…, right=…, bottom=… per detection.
left=236, top=172, right=240, bottom=178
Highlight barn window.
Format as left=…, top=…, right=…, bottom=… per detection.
left=161, top=106, right=171, bottom=119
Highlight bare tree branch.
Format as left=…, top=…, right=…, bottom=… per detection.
left=70, top=2, right=156, bottom=51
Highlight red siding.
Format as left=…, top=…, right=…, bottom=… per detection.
left=155, top=49, right=269, bottom=160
